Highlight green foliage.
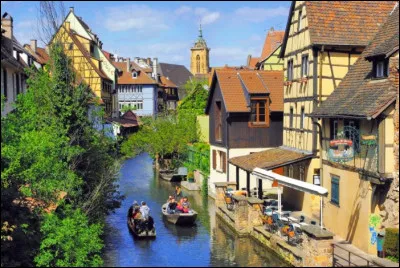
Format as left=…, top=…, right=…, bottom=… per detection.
left=386, top=255, right=399, bottom=263
left=184, top=143, right=210, bottom=175
left=1, top=42, right=122, bottom=266
left=384, top=228, right=399, bottom=259
left=34, top=206, right=103, bottom=267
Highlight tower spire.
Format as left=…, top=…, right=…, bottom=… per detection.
left=199, top=23, right=202, bottom=38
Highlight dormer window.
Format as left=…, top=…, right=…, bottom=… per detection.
left=132, top=71, right=138, bottom=78
left=249, top=97, right=270, bottom=127
left=374, top=59, right=388, bottom=78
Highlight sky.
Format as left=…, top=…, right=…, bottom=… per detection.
left=1, top=1, right=291, bottom=69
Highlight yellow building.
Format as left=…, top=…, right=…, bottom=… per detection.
left=190, top=25, right=210, bottom=76
left=49, top=7, right=117, bottom=117
left=311, top=5, right=398, bottom=254
left=240, top=0, right=396, bottom=255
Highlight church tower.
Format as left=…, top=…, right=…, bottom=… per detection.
left=190, top=24, right=210, bottom=76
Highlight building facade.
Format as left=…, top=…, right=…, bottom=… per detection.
left=113, top=59, right=158, bottom=117
left=278, top=0, right=395, bottom=221
left=205, top=69, right=284, bottom=195
left=1, top=13, right=37, bottom=116
left=311, top=5, right=399, bottom=254
left=50, top=7, right=117, bottom=118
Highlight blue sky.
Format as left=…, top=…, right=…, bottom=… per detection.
left=1, top=1, right=291, bottom=69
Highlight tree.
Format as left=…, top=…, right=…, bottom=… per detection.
left=34, top=206, right=103, bottom=267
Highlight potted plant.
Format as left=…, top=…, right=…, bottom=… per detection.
left=187, top=171, right=194, bottom=183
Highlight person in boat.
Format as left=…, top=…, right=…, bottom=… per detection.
left=140, top=201, right=150, bottom=220
left=174, top=185, right=183, bottom=200
left=176, top=196, right=191, bottom=213
left=167, top=197, right=178, bottom=214
left=181, top=196, right=191, bottom=213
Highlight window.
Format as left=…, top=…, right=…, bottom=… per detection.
left=288, top=165, right=294, bottom=178
left=212, top=150, right=226, bottom=173
left=215, top=101, right=222, bottom=141
left=289, top=107, right=294, bottom=128
left=298, top=10, right=303, bottom=32
left=374, top=60, right=388, bottom=78
left=132, top=72, right=138, bottom=78
left=301, top=54, right=309, bottom=77
left=344, top=119, right=360, bottom=152
left=331, top=176, right=340, bottom=206
left=2, top=69, right=7, bottom=100
left=15, top=73, right=20, bottom=95
left=299, top=166, right=305, bottom=181
left=196, top=55, right=200, bottom=73
left=250, top=98, right=269, bottom=126
left=90, top=43, right=94, bottom=55
left=300, top=106, right=305, bottom=130
left=68, top=43, right=73, bottom=50
left=287, top=59, right=294, bottom=81
left=330, top=119, right=338, bottom=139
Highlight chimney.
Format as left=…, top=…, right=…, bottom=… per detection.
left=146, top=57, right=151, bottom=65
left=152, top=57, right=158, bottom=79
left=65, top=21, right=70, bottom=32
left=270, top=26, right=275, bottom=32
left=30, top=39, right=37, bottom=53
left=126, top=58, right=130, bottom=72
left=247, top=55, right=251, bottom=66
left=70, top=7, right=74, bottom=13
left=1, top=14, right=13, bottom=39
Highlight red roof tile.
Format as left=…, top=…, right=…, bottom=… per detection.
left=261, top=30, right=284, bottom=59
left=305, top=1, right=396, bottom=46
left=113, top=61, right=157, bottom=85
left=213, top=69, right=284, bottom=113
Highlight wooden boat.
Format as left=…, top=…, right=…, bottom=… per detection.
left=127, top=216, right=156, bottom=238
left=159, top=167, right=188, bottom=182
left=162, top=203, right=197, bottom=225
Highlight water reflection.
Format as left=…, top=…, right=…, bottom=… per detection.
left=103, top=153, right=288, bottom=267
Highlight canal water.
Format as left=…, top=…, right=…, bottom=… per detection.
left=103, top=153, right=289, bottom=267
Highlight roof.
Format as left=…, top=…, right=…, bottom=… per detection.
left=206, top=69, right=284, bottom=113
left=248, top=57, right=260, bottom=69
left=158, top=62, right=193, bottom=88
left=280, top=1, right=396, bottom=57
left=229, top=147, right=314, bottom=172
left=260, top=30, right=284, bottom=59
left=311, top=6, right=399, bottom=119
left=159, top=75, right=177, bottom=88
left=109, top=110, right=140, bottom=127
left=102, top=50, right=112, bottom=60
left=63, top=28, right=110, bottom=81
left=24, top=45, right=49, bottom=65
left=113, top=61, right=157, bottom=85
left=364, top=5, right=399, bottom=59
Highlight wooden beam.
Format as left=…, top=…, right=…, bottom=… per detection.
left=236, top=166, right=239, bottom=190
left=246, top=171, right=250, bottom=197
left=258, top=179, right=263, bottom=199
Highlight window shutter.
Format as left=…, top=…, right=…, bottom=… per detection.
left=222, top=152, right=226, bottom=173
left=212, top=150, right=216, bottom=170
left=266, top=98, right=270, bottom=127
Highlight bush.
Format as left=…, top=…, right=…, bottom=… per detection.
left=384, top=228, right=399, bottom=259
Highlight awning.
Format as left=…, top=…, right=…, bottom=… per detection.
left=229, top=147, right=314, bottom=172
left=252, top=168, right=328, bottom=197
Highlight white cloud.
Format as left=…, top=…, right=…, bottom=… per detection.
left=201, top=12, right=220, bottom=25
left=194, top=7, right=208, bottom=16
left=17, top=20, right=36, bottom=28
left=175, top=6, right=192, bottom=15
left=235, top=6, right=289, bottom=23
left=104, top=5, right=169, bottom=32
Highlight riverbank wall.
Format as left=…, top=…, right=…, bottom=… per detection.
left=214, top=182, right=334, bottom=267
